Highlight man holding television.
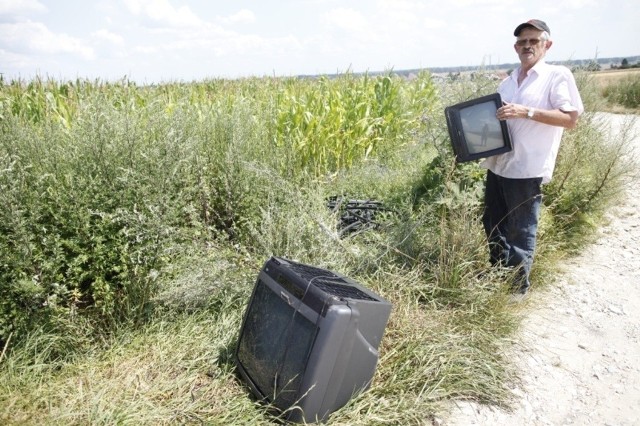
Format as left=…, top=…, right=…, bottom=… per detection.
left=481, top=19, right=583, bottom=299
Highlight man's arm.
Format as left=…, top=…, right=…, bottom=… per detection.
left=497, top=102, right=580, bottom=129
left=525, top=107, right=579, bottom=129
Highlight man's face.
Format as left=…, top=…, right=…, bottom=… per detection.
left=514, top=27, right=550, bottom=67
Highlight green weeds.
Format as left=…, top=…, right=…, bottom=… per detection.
left=601, top=73, right=640, bottom=110
left=0, top=69, right=635, bottom=424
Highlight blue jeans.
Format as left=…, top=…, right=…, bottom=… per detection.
left=482, top=170, right=542, bottom=293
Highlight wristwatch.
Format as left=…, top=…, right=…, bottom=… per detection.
left=527, top=108, right=535, bottom=119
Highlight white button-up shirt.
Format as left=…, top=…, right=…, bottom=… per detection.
left=481, top=60, right=584, bottom=184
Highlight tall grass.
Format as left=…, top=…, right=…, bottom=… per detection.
left=0, top=69, right=635, bottom=424
left=600, top=72, right=640, bottom=110
left=543, top=70, right=638, bottom=255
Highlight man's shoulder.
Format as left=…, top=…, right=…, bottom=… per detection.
left=537, top=62, right=574, bottom=77
left=498, top=70, right=517, bottom=89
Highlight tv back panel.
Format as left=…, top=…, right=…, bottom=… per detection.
left=235, top=256, right=392, bottom=423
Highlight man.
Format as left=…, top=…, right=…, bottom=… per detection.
left=481, top=19, right=584, bottom=297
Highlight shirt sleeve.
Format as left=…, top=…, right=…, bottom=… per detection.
left=550, top=67, right=584, bottom=114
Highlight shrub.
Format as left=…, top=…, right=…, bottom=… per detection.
left=601, top=73, right=640, bottom=109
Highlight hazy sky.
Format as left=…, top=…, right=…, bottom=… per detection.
left=1, top=0, right=638, bottom=83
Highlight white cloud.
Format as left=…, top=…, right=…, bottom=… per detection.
left=423, top=17, right=446, bottom=29
left=0, top=47, right=35, bottom=70
left=373, top=0, right=430, bottom=38
left=132, top=28, right=302, bottom=60
left=123, top=0, right=203, bottom=27
left=448, top=0, right=509, bottom=5
left=376, top=0, right=427, bottom=18
left=564, top=0, right=597, bottom=8
left=0, top=21, right=94, bottom=59
left=92, top=29, right=124, bottom=45
left=0, top=0, right=47, bottom=14
left=323, top=7, right=374, bottom=42
left=218, top=9, right=256, bottom=25
left=324, top=8, right=368, bottom=31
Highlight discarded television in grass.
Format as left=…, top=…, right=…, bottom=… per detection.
left=234, top=256, right=392, bottom=423
left=444, top=93, right=512, bottom=162
left=326, top=196, right=384, bottom=237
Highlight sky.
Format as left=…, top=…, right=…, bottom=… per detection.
left=1, top=0, right=638, bottom=83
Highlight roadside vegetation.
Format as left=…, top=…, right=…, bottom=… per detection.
left=592, top=68, right=640, bottom=113
left=0, top=67, right=636, bottom=424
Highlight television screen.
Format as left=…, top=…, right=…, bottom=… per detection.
left=444, top=93, right=512, bottom=162
left=235, top=257, right=392, bottom=423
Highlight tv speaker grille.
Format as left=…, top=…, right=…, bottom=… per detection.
left=311, top=279, right=378, bottom=301
left=285, top=259, right=378, bottom=301
left=287, top=261, right=341, bottom=281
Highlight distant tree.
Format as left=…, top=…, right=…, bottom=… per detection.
left=572, top=60, right=601, bottom=73
left=586, top=60, right=601, bottom=72
left=621, top=58, right=629, bottom=69
left=447, top=71, right=461, bottom=81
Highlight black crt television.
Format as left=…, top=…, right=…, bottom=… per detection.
left=444, top=93, right=512, bottom=162
left=234, top=256, right=392, bottom=423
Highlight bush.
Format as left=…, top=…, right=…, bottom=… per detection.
left=601, top=73, right=640, bottom=109
left=543, top=77, right=637, bottom=253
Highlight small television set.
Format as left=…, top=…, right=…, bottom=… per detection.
left=234, top=256, right=392, bottom=423
left=444, top=93, right=512, bottom=162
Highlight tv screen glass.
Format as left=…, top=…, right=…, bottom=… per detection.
left=236, top=279, right=317, bottom=408
left=444, top=93, right=512, bottom=162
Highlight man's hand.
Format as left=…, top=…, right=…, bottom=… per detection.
left=496, top=101, right=527, bottom=120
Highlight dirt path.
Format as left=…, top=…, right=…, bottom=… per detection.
left=444, top=113, right=640, bottom=426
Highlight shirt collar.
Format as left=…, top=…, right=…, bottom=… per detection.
left=531, top=59, right=549, bottom=74
left=513, top=59, right=548, bottom=81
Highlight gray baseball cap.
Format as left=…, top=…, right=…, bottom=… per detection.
left=514, top=19, right=550, bottom=36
